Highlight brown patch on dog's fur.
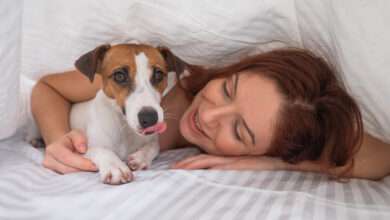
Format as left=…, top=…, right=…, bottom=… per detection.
left=135, top=46, right=168, bottom=94
left=97, top=44, right=169, bottom=110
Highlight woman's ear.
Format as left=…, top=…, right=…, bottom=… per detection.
left=157, top=46, right=187, bottom=75
left=75, top=44, right=111, bottom=82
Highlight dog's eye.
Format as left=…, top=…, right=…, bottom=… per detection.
left=112, top=69, right=129, bottom=85
left=151, top=67, right=165, bottom=85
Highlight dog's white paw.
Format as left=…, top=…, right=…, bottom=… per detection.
left=127, top=152, right=151, bottom=171
left=99, top=158, right=133, bottom=185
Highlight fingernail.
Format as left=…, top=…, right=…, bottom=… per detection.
left=79, top=144, right=86, bottom=151
left=91, top=163, right=97, bottom=170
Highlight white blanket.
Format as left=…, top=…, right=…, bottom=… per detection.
left=1, top=137, right=390, bottom=220
left=0, top=0, right=22, bottom=139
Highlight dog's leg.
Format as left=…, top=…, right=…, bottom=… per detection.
left=85, top=147, right=133, bottom=185
left=74, top=94, right=134, bottom=184
left=127, top=141, right=160, bottom=171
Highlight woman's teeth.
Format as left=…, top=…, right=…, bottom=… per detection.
left=194, top=111, right=202, bottom=131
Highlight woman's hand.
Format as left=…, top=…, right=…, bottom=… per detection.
left=171, top=154, right=288, bottom=170
left=43, top=130, right=97, bottom=174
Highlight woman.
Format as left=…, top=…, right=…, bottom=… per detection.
left=31, top=48, right=390, bottom=180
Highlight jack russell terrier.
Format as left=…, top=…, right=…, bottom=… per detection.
left=67, top=43, right=185, bottom=185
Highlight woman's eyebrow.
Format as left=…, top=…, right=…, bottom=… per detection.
left=233, top=73, right=239, bottom=97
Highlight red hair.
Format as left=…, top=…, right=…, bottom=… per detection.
left=181, top=49, right=363, bottom=176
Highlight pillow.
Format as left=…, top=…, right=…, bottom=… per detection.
left=21, top=0, right=300, bottom=80
left=0, top=1, right=22, bottom=140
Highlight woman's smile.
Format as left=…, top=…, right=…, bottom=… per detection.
left=188, top=107, right=210, bottom=140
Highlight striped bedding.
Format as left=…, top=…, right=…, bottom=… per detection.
left=1, top=137, right=390, bottom=220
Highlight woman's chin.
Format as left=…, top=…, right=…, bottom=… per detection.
left=179, top=115, right=190, bottom=140
left=179, top=105, right=216, bottom=154
left=180, top=108, right=200, bottom=143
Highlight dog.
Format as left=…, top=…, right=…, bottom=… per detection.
left=68, top=43, right=184, bottom=184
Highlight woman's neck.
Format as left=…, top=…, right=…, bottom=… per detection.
left=159, top=85, right=194, bottom=151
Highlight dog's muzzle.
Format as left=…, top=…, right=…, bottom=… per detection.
left=137, top=107, right=167, bottom=135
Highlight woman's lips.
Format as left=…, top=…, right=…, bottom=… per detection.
left=189, top=108, right=210, bottom=139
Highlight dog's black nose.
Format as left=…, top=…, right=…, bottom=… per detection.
left=138, top=107, right=158, bottom=129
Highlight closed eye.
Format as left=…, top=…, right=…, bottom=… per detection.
left=234, top=120, right=242, bottom=142
left=222, top=75, right=235, bottom=99
left=222, top=76, right=244, bottom=144
left=223, top=81, right=231, bottom=99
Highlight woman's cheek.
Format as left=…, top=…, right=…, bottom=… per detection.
left=214, top=140, right=244, bottom=156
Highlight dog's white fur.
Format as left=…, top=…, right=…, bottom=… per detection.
left=70, top=52, right=164, bottom=184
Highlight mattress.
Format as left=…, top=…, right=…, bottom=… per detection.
left=1, top=137, right=390, bottom=220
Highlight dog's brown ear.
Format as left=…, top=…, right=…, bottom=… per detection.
left=75, top=44, right=111, bottom=82
left=158, top=46, right=187, bottom=74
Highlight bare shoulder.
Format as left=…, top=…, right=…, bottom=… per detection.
left=351, top=133, right=390, bottom=179
left=358, top=133, right=390, bottom=156
left=283, top=133, right=390, bottom=180
left=159, top=85, right=192, bottom=151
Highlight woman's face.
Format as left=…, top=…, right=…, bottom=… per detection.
left=180, top=70, right=283, bottom=156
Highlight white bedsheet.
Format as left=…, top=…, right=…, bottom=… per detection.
left=1, top=137, right=390, bottom=220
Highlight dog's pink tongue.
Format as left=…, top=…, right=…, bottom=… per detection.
left=142, top=122, right=167, bottom=135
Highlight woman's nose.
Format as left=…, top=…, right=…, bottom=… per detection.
left=201, top=104, right=235, bottom=128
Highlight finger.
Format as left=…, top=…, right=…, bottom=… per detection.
left=211, top=163, right=248, bottom=170
left=210, top=158, right=279, bottom=171
left=67, top=130, right=88, bottom=153
left=42, top=154, right=82, bottom=174
left=47, top=144, right=97, bottom=171
left=211, top=159, right=257, bottom=170
left=173, top=155, right=234, bottom=169
left=171, top=154, right=212, bottom=169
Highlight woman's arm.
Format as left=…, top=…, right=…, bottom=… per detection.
left=349, top=133, right=390, bottom=179
left=282, top=133, right=390, bottom=180
left=173, top=133, right=390, bottom=180
left=32, top=70, right=101, bottom=143
left=31, top=70, right=101, bottom=173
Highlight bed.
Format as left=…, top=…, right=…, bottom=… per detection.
left=1, top=0, right=390, bottom=219
left=1, top=137, right=390, bottom=220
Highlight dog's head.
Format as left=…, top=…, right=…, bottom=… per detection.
left=75, top=43, right=186, bottom=136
